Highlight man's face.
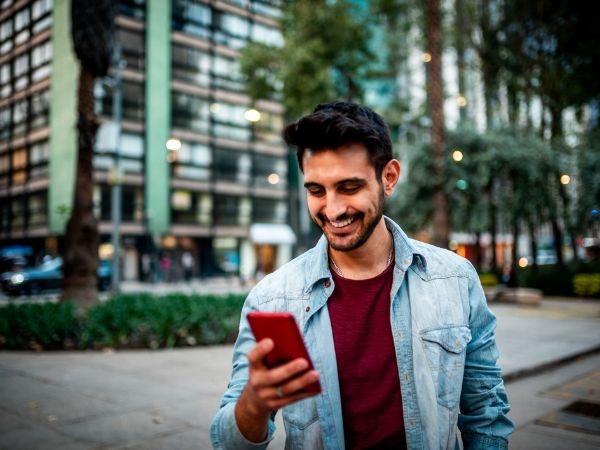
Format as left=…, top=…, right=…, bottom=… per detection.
left=302, top=143, right=386, bottom=252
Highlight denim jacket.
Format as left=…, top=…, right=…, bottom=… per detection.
left=211, top=217, right=514, bottom=449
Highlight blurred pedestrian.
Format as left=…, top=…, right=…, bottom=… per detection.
left=181, top=251, right=194, bottom=281
left=159, top=254, right=171, bottom=282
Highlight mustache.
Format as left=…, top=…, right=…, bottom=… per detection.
left=317, top=212, right=363, bottom=224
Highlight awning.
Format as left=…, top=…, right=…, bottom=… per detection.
left=250, top=223, right=297, bottom=245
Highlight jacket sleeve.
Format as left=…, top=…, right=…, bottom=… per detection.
left=458, top=261, right=515, bottom=450
left=210, top=289, right=277, bottom=449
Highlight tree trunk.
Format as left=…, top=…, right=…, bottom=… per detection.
left=488, top=181, right=498, bottom=272
left=475, top=231, right=483, bottom=272
left=549, top=105, right=579, bottom=263
left=425, top=0, right=450, bottom=249
left=511, top=216, right=519, bottom=267
left=528, top=220, right=538, bottom=269
left=61, top=66, right=100, bottom=309
left=454, top=0, right=467, bottom=124
left=550, top=216, right=564, bottom=267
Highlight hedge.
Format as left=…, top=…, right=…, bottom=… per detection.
left=0, top=293, right=247, bottom=351
left=516, top=261, right=600, bottom=296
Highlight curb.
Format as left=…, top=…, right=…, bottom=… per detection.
left=503, top=345, right=600, bottom=383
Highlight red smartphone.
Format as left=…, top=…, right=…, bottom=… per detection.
left=247, top=311, right=321, bottom=394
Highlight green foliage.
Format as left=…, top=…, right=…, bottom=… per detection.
left=479, top=272, right=499, bottom=287
left=240, top=0, right=373, bottom=118
left=0, top=293, right=247, bottom=351
left=516, top=262, right=600, bottom=296
left=573, top=274, right=600, bottom=298
left=0, top=302, right=79, bottom=350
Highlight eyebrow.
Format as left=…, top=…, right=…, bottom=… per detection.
left=303, top=177, right=367, bottom=189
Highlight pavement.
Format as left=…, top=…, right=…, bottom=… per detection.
left=0, top=298, right=599, bottom=449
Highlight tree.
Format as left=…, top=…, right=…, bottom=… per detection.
left=424, top=0, right=450, bottom=248
left=240, top=0, right=373, bottom=118
left=61, top=0, right=115, bottom=308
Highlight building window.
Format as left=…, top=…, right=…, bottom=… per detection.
left=172, top=141, right=211, bottom=180
left=214, top=11, right=248, bottom=50
left=172, top=0, right=211, bottom=40
left=118, top=0, right=146, bottom=21
left=28, top=191, right=47, bottom=227
left=96, top=80, right=145, bottom=122
left=253, top=198, right=287, bottom=224
left=251, top=22, right=283, bottom=47
left=117, top=28, right=144, bottom=71
left=171, top=44, right=210, bottom=86
left=210, top=101, right=251, bottom=141
left=212, top=55, right=244, bottom=92
left=253, top=154, right=286, bottom=189
left=31, top=40, right=52, bottom=81
left=11, top=148, right=27, bottom=184
left=30, top=140, right=49, bottom=179
left=31, top=89, right=50, bottom=129
left=171, top=92, right=210, bottom=134
left=214, top=195, right=251, bottom=226
left=214, top=148, right=251, bottom=184
left=171, top=190, right=212, bottom=225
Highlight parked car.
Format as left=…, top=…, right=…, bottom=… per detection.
left=0, top=258, right=112, bottom=296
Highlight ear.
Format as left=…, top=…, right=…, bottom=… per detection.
left=381, top=159, right=401, bottom=197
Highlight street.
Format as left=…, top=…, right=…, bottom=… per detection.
left=0, top=299, right=599, bottom=449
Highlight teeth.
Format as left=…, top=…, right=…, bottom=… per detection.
left=330, top=217, right=355, bottom=228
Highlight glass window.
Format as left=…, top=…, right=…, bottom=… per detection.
left=214, top=12, right=248, bottom=49
left=253, top=198, right=287, bottom=223
left=32, top=0, right=53, bottom=20
left=11, top=196, right=26, bottom=229
left=118, top=0, right=146, bottom=20
left=120, top=132, right=144, bottom=158
left=0, top=19, right=12, bottom=41
left=213, top=195, right=251, bottom=226
left=31, top=89, right=50, bottom=129
left=251, top=23, right=283, bottom=47
left=214, top=148, right=251, bottom=184
left=14, top=8, right=30, bottom=32
left=117, top=28, right=144, bottom=71
left=255, top=110, right=283, bottom=144
left=171, top=44, right=210, bottom=85
left=14, top=54, right=29, bottom=77
left=252, top=1, right=282, bottom=19
left=96, top=81, right=145, bottom=121
left=210, top=101, right=251, bottom=141
left=212, top=55, right=244, bottom=92
left=28, top=191, right=47, bottom=226
left=31, top=40, right=52, bottom=67
left=0, top=106, right=9, bottom=139
left=253, top=154, right=286, bottom=188
left=172, top=0, right=211, bottom=39
left=12, top=148, right=27, bottom=184
left=171, top=92, right=209, bottom=133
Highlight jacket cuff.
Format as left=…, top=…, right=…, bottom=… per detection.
left=211, top=402, right=276, bottom=450
left=462, top=432, right=508, bottom=450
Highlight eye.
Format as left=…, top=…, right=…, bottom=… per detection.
left=339, top=184, right=361, bottom=194
left=307, top=187, right=325, bottom=197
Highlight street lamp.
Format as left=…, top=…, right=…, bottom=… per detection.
left=244, top=108, right=261, bottom=122
left=166, top=138, right=181, bottom=163
left=560, top=174, right=571, bottom=185
left=452, top=149, right=463, bottom=162
left=267, top=173, right=280, bottom=185
left=422, top=52, right=432, bottom=63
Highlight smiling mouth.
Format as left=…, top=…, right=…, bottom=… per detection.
left=325, top=215, right=359, bottom=232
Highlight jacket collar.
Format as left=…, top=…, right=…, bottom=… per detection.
left=305, top=216, right=427, bottom=291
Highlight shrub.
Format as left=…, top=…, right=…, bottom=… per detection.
left=516, top=261, right=600, bottom=296
left=0, top=293, right=247, bottom=351
left=573, top=274, right=600, bottom=298
left=479, top=272, right=499, bottom=287
left=0, top=302, right=79, bottom=350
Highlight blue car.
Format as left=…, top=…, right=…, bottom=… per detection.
left=0, top=257, right=112, bottom=296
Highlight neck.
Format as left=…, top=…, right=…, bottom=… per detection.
left=329, top=217, right=394, bottom=280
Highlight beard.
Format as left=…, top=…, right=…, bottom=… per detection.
left=310, top=188, right=385, bottom=252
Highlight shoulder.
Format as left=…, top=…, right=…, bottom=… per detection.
left=248, top=248, right=316, bottom=303
left=408, top=238, right=474, bottom=280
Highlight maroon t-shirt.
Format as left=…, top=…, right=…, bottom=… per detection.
left=328, top=261, right=406, bottom=450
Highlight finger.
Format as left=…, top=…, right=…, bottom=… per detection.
left=261, top=358, right=309, bottom=386
left=247, top=338, right=274, bottom=367
left=278, top=370, right=320, bottom=397
left=268, top=391, right=316, bottom=410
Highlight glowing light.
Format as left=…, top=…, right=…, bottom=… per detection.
left=267, top=173, right=280, bottom=185
left=560, top=174, right=571, bottom=185
left=457, top=95, right=468, bottom=107
left=452, top=150, right=463, bottom=162
left=449, top=240, right=458, bottom=251
left=422, top=52, right=432, bottom=63
left=209, top=103, right=221, bottom=113
left=518, top=257, right=529, bottom=268
left=244, top=108, right=261, bottom=122
left=166, top=138, right=181, bottom=152
left=456, top=179, right=468, bottom=190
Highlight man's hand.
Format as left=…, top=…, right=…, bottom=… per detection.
left=234, top=338, right=320, bottom=443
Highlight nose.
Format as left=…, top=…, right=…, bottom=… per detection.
left=325, top=193, right=347, bottom=221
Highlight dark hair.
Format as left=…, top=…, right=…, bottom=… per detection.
left=283, top=101, right=393, bottom=178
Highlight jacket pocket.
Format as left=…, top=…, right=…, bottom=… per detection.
left=282, top=396, right=319, bottom=430
left=420, top=325, right=472, bottom=409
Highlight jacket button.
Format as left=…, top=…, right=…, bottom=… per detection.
left=323, top=279, right=331, bottom=288
left=305, top=306, right=310, bottom=312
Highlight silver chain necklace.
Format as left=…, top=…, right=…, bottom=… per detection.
left=329, top=237, right=394, bottom=278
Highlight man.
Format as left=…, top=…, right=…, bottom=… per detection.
left=211, top=102, right=513, bottom=449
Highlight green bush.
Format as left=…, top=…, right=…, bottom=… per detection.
left=0, top=293, right=247, bottom=351
left=0, top=302, right=79, bottom=350
left=479, top=272, right=499, bottom=287
left=573, top=274, right=600, bottom=297
left=516, top=261, right=600, bottom=296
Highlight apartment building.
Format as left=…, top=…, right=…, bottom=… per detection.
left=0, top=0, right=294, bottom=280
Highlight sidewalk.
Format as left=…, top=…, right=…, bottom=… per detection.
left=0, top=299, right=599, bottom=449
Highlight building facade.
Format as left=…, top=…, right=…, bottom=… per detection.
left=0, top=0, right=292, bottom=281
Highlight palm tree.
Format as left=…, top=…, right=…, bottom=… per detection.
left=61, top=0, right=115, bottom=308
left=425, top=0, right=450, bottom=248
